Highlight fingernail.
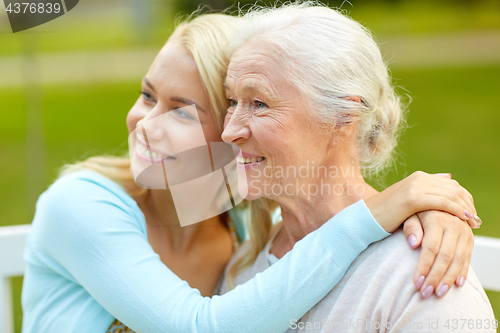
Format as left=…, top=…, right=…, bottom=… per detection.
left=422, top=285, right=434, bottom=299
left=437, top=284, right=449, bottom=297
left=408, top=234, right=418, bottom=248
left=436, top=173, right=451, bottom=177
left=415, top=275, right=425, bottom=290
left=464, top=210, right=473, bottom=220
left=458, top=276, right=465, bottom=287
left=474, top=214, right=482, bottom=227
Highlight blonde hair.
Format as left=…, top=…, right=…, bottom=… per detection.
left=60, top=13, right=275, bottom=289
left=172, top=13, right=237, bottom=132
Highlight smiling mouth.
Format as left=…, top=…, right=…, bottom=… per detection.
left=236, top=156, right=266, bottom=164
left=136, top=140, right=175, bottom=161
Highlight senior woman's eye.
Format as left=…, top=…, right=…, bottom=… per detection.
left=254, top=101, right=268, bottom=109
left=227, top=98, right=238, bottom=108
left=140, top=91, right=156, bottom=104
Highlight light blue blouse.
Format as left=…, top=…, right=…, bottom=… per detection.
left=22, top=170, right=389, bottom=333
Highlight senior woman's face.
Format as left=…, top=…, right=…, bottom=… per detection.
left=222, top=42, right=334, bottom=201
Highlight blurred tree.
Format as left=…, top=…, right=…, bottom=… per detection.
left=130, top=0, right=153, bottom=39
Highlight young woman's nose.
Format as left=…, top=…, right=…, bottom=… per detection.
left=137, top=115, right=165, bottom=141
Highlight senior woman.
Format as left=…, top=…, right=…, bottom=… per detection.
left=221, top=3, right=494, bottom=331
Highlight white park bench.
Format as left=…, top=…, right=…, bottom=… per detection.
left=1, top=224, right=500, bottom=333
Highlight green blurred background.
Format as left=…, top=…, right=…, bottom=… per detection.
left=0, top=0, right=499, bottom=331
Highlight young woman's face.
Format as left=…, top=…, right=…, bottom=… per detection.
left=127, top=39, right=222, bottom=188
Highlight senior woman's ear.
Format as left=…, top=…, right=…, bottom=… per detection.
left=334, top=96, right=363, bottom=128
left=345, top=96, right=362, bottom=104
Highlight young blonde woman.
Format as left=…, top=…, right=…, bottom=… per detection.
left=21, top=13, right=479, bottom=333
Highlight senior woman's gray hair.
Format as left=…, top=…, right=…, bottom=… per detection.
left=229, top=1, right=405, bottom=176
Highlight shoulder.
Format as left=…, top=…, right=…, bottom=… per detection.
left=346, top=229, right=492, bottom=309
left=35, top=170, right=144, bottom=224
left=41, top=170, right=136, bottom=208
left=322, top=228, right=419, bottom=291
left=314, top=230, right=495, bottom=331
left=357, top=229, right=491, bottom=305
left=326, top=229, right=422, bottom=309
left=29, top=170, right=146, bottom=250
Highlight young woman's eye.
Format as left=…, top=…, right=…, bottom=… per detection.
left=172, top=108, right=195, bottom=120
left=254, top=101, right=267, bottom=109
left=140, top=91, right=156, bottom=103
left=228, top=98, right=237, bottom=108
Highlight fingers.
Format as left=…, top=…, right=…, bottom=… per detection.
left=456, top=257, right=471, bottom=288
left=403, top=215, right=423, bottom=249
left=405, top=172, right=480, bottom=227
left=455, top=226, right=474, bottom=288
left=435, top=224, right=474, bottom=297
left=464, top=212, right=480, bottom=229
left=366, top=171, right=481, bottom=233
left=429, top=174, right=478, bottom=225
left=413, top=222, right=443, bottom=292
left=436, top=182, right=479, bottom=228
left=419, top=220, right=460, bottom=299
left=417, top=194, right=469, bottom=222
left=434, top=173, right=452, bottom=178
left=414, top=211, right=475, bottom=299
left=431, top=176, right=476, bottom=216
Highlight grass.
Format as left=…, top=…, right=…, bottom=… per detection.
left=1, top=63, right=499, bottom=332
left=349, top=0, right=500, bottom=36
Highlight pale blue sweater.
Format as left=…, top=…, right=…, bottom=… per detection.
left=21, top=170, right=389, bottom=333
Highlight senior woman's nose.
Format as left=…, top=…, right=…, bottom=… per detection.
left=222, top=115, right=251, bottom=144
